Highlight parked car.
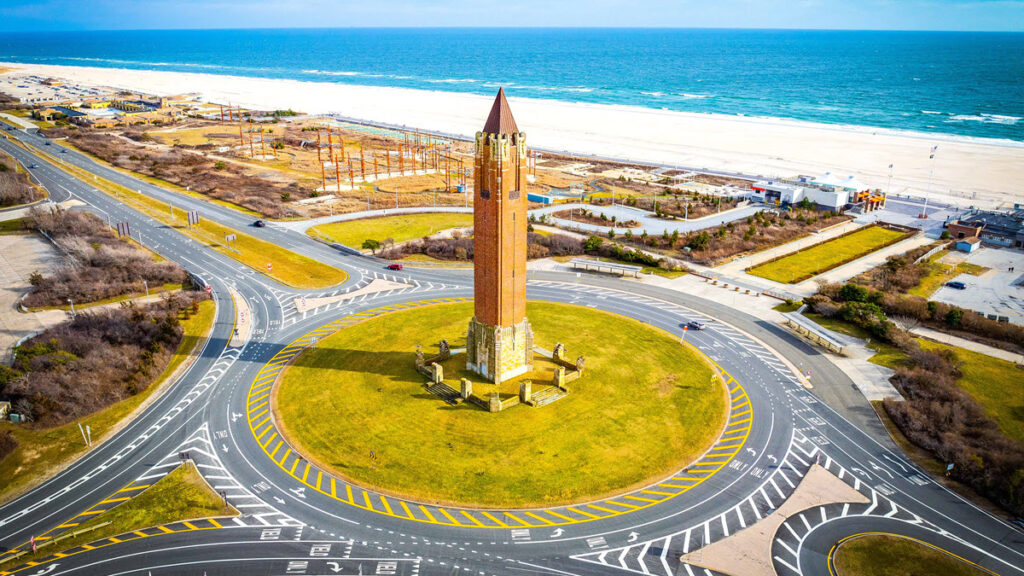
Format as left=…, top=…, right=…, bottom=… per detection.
left=387, top=263, right=404, bottom=271
left=687, top=320, right=706, bottom=330
left=946, top=281, right=967, bottom=290
left=253, top=220, right=266, bottom=228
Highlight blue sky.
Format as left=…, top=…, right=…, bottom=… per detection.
left=1, top=0, right=1022, bottom=32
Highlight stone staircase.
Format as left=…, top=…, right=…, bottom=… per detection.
left=424, top=382, right=461, bottom=405
left=530, top=386, right=568, bottom=407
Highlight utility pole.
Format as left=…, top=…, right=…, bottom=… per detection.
left=68, top=298, right=75, bottom=316
left=143, top=280, right=149, bottom=297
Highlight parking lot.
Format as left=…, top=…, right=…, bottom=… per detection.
left=931, top=246, right=1024, bottom=325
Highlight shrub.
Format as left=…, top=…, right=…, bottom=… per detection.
left=214, top=161, right=226, bottom=170
left=0, top=431, right=16, bottom=461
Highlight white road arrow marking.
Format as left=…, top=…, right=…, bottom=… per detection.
left=627, top=532, right=639, bottom=542
left=274, top=496, right=286, bottom=505
left=869, top=462, right=894, bottom=479
left=852, top=467, right=870, bottom=478
left=29, top=565, right=59, bottom=576
left=746, top=448, right=756, bottom=456
left=290, top=487, right=307, bottom=499
left=767, top=455, right=777, bottom=464
left=222, top=444, right=229, bottom=453
left=326, top=562, right=343, bottom=573
left=882, top=453, right=909, bottom=472
left=550, top=528, right=564, bottom=538
left=232, top=412, right=242, bottom=423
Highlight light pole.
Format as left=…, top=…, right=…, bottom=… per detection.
left=68, top=298, right=75, bottom=316
left=921, top=146, right=937, bottom=218
left=143, top=280, right=149, bottom=297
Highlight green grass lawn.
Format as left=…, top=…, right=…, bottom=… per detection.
left=0, top=462, right=234, bottom=571
left=772, top=300, right=803, bottom=313
left=0, top=300, right=216, bottom=504
left=748, top=226, right=908, bottom=284
left=909, top=254, right=990, bottom=298
left=551, top=255, right=688, bottom=278
left=834, top=534, right=988, bottom=576
left=308, top=213, right=473, bottom=249
left=276, top=301, right=726, bottom=508
left=802, top=312, right=907, bottom=369
left=0, top=218, right=30, bottom=235
left=919, top=340, right=1024, bottom=445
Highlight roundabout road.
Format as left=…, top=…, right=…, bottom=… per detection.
left=1, top=129, right=1023, bottom=576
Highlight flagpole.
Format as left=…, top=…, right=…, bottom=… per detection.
left=922, top=146, right=937, bottom=218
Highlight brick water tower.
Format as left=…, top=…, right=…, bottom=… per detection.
left=466, top=88, right=534, bottom=383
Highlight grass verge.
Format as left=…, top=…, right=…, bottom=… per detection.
left=748, top=225, right=908, bottom=284
left=772, top=300, right=803, bottom=313
left=0, top=218, right=30, bottom=235
left=919, top=340, right=1024, bottom=445
left=308, top=212, right=473, bottom=248
left=0, top=461, right=235, bottom=571
left=909, top=253, right=990, bottom=299
left=802, top=312, right=907, bottom=369
left=0, top=299, right=216, bottom=504
left=275, top=301, right=726, bottom=508
left=32, top=148, right=347, bottom=289
left=25, top=283, right=183, bottom=312
left=833, top=534, right=990, bottom=576
left=57, top=140, right=264, bottom=218
left=552, top=255, right=687, bottom=278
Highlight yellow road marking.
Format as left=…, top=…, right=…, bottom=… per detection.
left=418, top=505, right=438, bottom=523
left=98, top=497, right=130, bottom=505
left=116, top=485, right=148, bottom=493
left=481, top=511, right=507, bottom=527
left=437, top=508, right=458, bottom=524
left=183, top=522, right=198, bottom=530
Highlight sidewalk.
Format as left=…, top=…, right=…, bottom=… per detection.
left=911, top=326, right=1024, bottom=365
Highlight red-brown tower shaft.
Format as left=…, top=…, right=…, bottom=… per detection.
left=473, top=88, right=528, bottom=327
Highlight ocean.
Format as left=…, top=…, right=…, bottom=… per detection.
left=1, top=28, right=1022, bottom=142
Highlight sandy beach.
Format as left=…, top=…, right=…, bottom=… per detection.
left=5, top=62, right=1022, bottom=210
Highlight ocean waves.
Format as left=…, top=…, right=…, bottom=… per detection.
left=4, top=29, right=1022, bottom=142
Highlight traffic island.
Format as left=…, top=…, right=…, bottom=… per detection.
left=273, top=300, right=728, bottom=509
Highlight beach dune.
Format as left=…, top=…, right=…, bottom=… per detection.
left=6, top=63, right=1022, bottom=210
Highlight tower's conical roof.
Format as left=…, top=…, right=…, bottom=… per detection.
left=482, top=88, right=519, bottom=135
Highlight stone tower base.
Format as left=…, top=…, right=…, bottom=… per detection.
left=466, top=317, right=534, bottom=383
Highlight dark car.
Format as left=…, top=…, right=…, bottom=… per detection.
left=387, top=263, right=404, bottom=271
left=60, top=148, right=67, bottom=153
left=687, top=320, right=706, bottom=330
left=28, top=163, right=38, bottom=169
left=44, top=141, right=51, bottom=145
left=253, top=220, right=266, bottom=228
left=946, top=281, right=967, bottom=290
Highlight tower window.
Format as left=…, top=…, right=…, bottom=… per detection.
left=480, top=189, right=490, bottom=200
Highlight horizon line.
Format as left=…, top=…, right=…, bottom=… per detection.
left=2, top=25, right=1023, bottom=34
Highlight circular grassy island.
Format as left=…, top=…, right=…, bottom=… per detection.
left=274, top=301, right=727, bottom=508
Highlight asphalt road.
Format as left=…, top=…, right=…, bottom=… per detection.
left=1, top=127, right=1022, bottom=576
